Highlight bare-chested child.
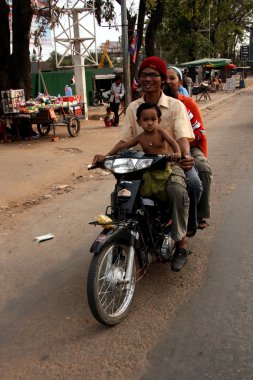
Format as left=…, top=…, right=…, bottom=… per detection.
left=92, top=102, right=181, bottom=201
left=93, top=102, right=181, bottom=163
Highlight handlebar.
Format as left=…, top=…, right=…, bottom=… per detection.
left=88, top=154, right=190, bottom=170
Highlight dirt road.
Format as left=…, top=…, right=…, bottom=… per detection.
left=0, top=86, right=252, bottom=379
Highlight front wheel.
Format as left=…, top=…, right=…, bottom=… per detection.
left=67, top=116, right=80, bottom=137
left=87, top=243, right=137, bottom=326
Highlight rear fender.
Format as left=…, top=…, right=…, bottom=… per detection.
left=90, top=226, right=132, bottom=254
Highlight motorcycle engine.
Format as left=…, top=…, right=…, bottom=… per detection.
left=160, top=233, right=175, bottom=260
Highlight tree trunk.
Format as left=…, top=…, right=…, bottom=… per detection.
left=130, top=0, right=146, bottom=81
left=11, top=0, right=33, bottom=98
left=145, top=0, right=165, bottom=57
left=0, top=0, right=11, bottom=90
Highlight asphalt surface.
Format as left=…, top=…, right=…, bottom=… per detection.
left=141, top=88, right=253, bottom=380
left=0, top=81, right=252, bottom=379
left=142, top=180, right=253, bottom=380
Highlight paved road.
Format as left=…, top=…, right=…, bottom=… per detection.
left=0, top=88, right=253, bottom=379
left=142, top=90, right=253, bottom=380
left=142, top=181, right=253, bottom=380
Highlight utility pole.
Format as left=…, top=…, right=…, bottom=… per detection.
left=121, top=0, right=131, bottom=108
left=72, top=10, right=88, bottom=119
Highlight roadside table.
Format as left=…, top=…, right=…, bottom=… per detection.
left=192, top=84, right=212, bottom=102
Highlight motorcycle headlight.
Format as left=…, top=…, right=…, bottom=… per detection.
left=135, top=158, right=153, bottom=170
left=104, top=158, right=153, bottom=173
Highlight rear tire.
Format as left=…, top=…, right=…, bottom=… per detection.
left=87, top=243, right=137, bottom=326
left=37, top=123, right=51, bottom=136
left=67, top=116, right=80, bottom=137
left=92, top=97, right=100, bottom=107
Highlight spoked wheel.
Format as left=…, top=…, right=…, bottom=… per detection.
left=37, top=123, right=51, bottom=136
left=87, top=244, right=137, bottom=326
left=67, top=116, right=80, bottom=137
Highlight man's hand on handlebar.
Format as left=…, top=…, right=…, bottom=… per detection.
left=92, top=154, right=106, bottom=165
left=178, top=155, right=194, bottom=171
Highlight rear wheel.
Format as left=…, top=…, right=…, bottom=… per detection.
left=92, top=97, right=100, bottom=107
left=87, top=244, right=137, bottom=326
left=67, top=116, right=80, bottom=137
left=37, top=123, right=51, bottom=136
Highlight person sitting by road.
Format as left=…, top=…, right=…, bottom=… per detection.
left=104, top=106, right=115, bottom=128
left=211, top=76, right=223, bottom=92
left=109, top=75, right=125, bottom=127
left=165, top=66, right=212, bottom=231
left=93, top=56, right=197, bottom=272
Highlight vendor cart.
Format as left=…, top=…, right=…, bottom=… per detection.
left=31, top=104, right=83, bottom=137
left=1, top=89, right=84, bottom=140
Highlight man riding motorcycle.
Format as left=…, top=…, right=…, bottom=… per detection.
left=93, top=56, right=201, bottom=272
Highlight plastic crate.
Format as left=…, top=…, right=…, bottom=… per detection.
left=70, top=105, right=83, bottom=116
left=62, top=95, right=82, bottom=103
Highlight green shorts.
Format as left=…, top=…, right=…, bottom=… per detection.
left=140, top=163, right=172, bottom=202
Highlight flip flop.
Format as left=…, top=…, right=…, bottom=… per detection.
left=197, top=219, right=209, bottom=229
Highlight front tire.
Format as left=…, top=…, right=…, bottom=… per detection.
left=87, top=243, right=137, bottom=326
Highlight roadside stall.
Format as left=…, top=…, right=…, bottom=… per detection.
left=178, top=58, right=232, bottom=101
left=0, top=89, right=84, bottom=142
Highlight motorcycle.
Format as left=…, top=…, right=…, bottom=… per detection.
left=87, top=150, right=185, bottom=326
left=91, top=89, right=111, bottom=107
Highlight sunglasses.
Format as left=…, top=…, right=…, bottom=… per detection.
left=140, top=72, right=161, bottom=78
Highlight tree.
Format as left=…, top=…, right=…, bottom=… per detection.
left=0, top=0, right=33, bottom=96
left=0, top=0, right=64, bottom=98
left=145, top=0, right=165, bottom=57
left=0, top=0, right=11, bottom=90
left=157, top=0, right=253, bottom=64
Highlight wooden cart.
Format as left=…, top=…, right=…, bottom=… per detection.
left=31, top=104, right=83, bottom=137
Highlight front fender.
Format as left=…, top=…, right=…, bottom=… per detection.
left=90, top=226, right=132, bottom=254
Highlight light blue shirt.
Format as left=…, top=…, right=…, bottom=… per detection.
left=178, top=86, right=189, bottom=97
left=65, top=86, right=73, bottom=96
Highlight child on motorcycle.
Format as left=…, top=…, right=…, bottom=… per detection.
left=93, top=102, right=181, bottom=200
left=93, top=102, right=180, bottom=159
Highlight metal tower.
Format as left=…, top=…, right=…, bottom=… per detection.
left=53, top=0, right=98, bottom=117
left=53, top=0, right=98, bottom=68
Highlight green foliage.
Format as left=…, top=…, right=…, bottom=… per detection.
left=156, top=0, right=253, bottom=63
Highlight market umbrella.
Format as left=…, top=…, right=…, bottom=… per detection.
left=224, top=63, right=237, bottom=70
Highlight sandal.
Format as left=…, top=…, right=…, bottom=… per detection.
left=197, top=219, right=209, bottom=229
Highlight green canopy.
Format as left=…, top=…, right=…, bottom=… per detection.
left=178, top=58, right=231, bottom=68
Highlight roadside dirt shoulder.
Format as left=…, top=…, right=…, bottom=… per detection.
left=0, top=125, right=119, bottom=211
